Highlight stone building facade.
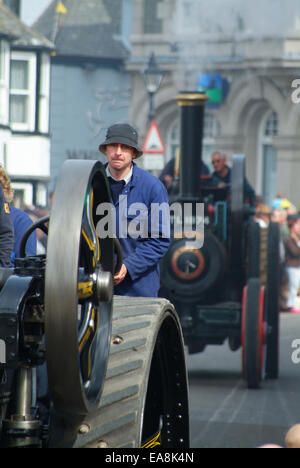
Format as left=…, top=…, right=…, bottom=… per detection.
left=127, top=0, right=300, bottom=206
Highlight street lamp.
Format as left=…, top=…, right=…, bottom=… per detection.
left=143, top=52, right=164, bottom=123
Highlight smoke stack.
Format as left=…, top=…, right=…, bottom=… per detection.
left=175, top=92, right=208, bottom=200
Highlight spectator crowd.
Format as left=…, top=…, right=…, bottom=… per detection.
left=0, top=163, right=49, bottom=265
left=255, top=194, right=300, bottom=313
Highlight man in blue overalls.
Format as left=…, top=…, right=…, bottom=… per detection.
left=99, top=123, right=170, bottom=297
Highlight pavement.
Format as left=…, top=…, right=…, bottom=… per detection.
left=187, top=313, right=300, bottom=448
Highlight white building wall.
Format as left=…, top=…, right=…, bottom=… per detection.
left=7, top=135, right=50, bottom=178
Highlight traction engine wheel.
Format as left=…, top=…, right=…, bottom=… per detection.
left=48, top=297, right=190, bottom=448
left=265, top=222, right=280, bottom=379
left=241, top=278, right=266, bottom=389
left=247, top=221, right=261, bottom=279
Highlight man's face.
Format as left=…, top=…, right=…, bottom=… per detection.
left=212, top=153, right=226, bottom=174
left=271, top=210, right=282, bottom=224
left=105, top=143, right=135, bottom=172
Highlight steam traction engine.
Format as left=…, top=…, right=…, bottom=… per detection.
left=0, top=160, right=190, bottom=448
left=160, top=92, right=280, bottom=389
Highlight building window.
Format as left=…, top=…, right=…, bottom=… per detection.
left=38, top=53, right=50, bottom=134
left=0, top=40, right=10, bottom=126
left=203, top=112, right=221, bottom=139
left=10, top=60, right=29, bottom=123
left=9, top=51, right=37, bottom=131
left=202, top=113, right=221, bottom=169
left=264, top=111, right=278, bottom=136
left=0, top=42, right=4, bottom=82
left=175, top=0, right=200, bottom=34
left=258, top=110, right=279, bottom=205
left=144, top=0, right=162, bottom=34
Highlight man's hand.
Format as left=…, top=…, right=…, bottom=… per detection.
left=114, top=264, right=128, bottom=285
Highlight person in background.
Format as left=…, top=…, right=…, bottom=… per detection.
left=255, top=203, right=271, bottom=228
left=273, top=194, right=297, bottom=216
left=210, top=151, right=256, bottom=206
left=271, top=207, right=289, bottom=245
left=285, top=424, right=300, bottom=448
left=270, top=208, right=289, bottom=310
left=0, top=165, right=36, bottom=263
left=24, top=208, right=48, bottom=255
left=257, top=422, right=300, bottom=448
left=284, top=214, right=300, bottom=313
left=258, top=444, right=283, bottom=448
left=10, top=207, right=37, bottom=261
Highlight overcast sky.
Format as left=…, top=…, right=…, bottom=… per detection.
left=20, top=0, right=300, bottom=34
left=21, top=0, right=52, bottom=26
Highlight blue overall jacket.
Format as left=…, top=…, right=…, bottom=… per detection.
left=107, top=162, right=170, bottom=297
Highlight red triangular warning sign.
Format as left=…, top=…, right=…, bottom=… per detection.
left=142, top=121, right=165, bottom=154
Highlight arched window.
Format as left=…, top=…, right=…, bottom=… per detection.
left=203, top=113, right=221, bottom=139
left=258, top=110, right=279, bottom=205
left=264, top=111, right=278, bottom=137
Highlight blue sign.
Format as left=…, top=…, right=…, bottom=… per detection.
left=197, top=74, right=229, bottom=108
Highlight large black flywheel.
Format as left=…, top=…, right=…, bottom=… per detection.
left=45, top=160, right=114, bottom=415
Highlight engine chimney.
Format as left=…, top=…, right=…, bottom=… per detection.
left=175, top=92, right=208, bottom=201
